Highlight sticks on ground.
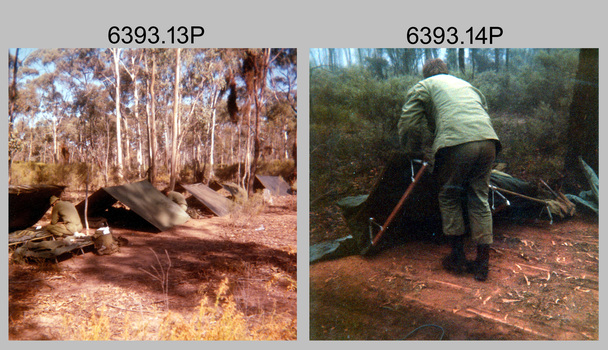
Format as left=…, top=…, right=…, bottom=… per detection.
left=138, top=248, right=172, bottom=310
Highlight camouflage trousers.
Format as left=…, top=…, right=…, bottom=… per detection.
left=435, top=140, right=496, bottom=245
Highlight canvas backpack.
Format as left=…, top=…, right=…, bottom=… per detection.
left=92, top=227, right=120, bottom=255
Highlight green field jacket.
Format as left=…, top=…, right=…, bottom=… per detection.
left=51, top=200, right=83, bottom=233
left=398, top=74, right=500, bottom=169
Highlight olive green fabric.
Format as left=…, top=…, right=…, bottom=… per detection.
left=182, top=183, right=233, bottom=217
left=310, top=154, right=577, bottom=263
left=9, top=184, right=65, bottom=232
left=167, top=191, right=188, bottom=211
left=93, top=229, right=120, bottom=255
left=78, top=180, right=190, bottom=231
left=398, top=74, right=501, bottom=170
left=13, top=237, right=93, bottom=260
left=47, top=200, right=83, bottom=237
left=435, top=140, right=496, bottom=245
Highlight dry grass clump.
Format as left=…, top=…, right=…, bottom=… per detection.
left=227, top=191, right=268, bottom=229
left=60, top=278, right=296, bottom=341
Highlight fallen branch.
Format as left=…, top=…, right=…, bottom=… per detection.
left=430, top=279, right=473, bottom=292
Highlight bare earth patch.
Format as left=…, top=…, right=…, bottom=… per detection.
left=9, top=195, right=297, bottom=340
left=310, top=216, right=598, bottom=340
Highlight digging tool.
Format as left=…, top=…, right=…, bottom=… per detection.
left=362, top=160, right=429, bottom=254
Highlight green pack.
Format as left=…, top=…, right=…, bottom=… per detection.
left=92, top=227, right=119, bottom=255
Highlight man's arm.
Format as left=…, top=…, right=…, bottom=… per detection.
left=398, top=83, right=430, bottom=157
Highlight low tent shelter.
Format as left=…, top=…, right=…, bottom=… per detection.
left=77, top=180, right=189, bottom=232
left=311, top=152, right=576, bottom=263
left=181, top=183, right=233, bottom=217
left=9, top=185, right=66, bottom=232
left=254, top=175, right=292, bottom=196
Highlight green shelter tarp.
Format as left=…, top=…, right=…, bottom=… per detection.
left=181, top=183, right=233, bottom=217
left=255, top=175, right=293, bottom=196
left=9, top=185, right=66, bottom=232
left=311, top=152, right=576, bottom=263
left=77, top=180, right=189, bottom=231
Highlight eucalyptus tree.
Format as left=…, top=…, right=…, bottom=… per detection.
left=565, top=49, right=598, bottom=179
left=240, top=49, right=271, bottom=194
left=8, top=49, right=40, bottom=181
left=34, top=66, right=65, bottom=164
left=169, top=48, right=182, bottom=191
left=143, top=49, right=159, bottom=184
left=108, top=48, right=126, bottom=181
left=179, top=48, right=234, bottom=183
left=266, top=48, right=297, bottom=163
left=121, top=48, right=146, bottom=176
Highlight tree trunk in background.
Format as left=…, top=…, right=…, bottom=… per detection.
left=242, top=49, right=271, bottom=196
left=209, top=90, right=219, bottom=182
left=564, top=48, right=599, bottom=190
left=8, top=49, right=19, bottom=183
left=169, top=48, right=181, bottom=191
left=458, top=48, right=466, bottom=75
left=111, top=48, right=124, bottom=181
left=146, top=54, right=158, bottom=186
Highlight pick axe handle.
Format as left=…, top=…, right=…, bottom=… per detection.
left=371, top=162, right=428, bottom=247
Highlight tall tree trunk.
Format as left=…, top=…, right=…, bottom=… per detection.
left=111, top=48, right=124, bottom=181
left=8, top=49, right=20, bottom=183
left=169, top=48, right=181, bottom=191
left=243, top=106, right=251, bottom=190
left=52, top=114, right=58, bottom=164
left=470, top=49, right=477, bottom=78
left=209, top=90, right=219, bottom=181
left=126, top=51, right=144, bottom=177
left=146, top=54, right=158, bottom=185
left=124, top=111, right=131, bottom=174
left=458, top=48, right=466, bottom=75
left=246, top=49, right=270, bottom=196
left=564, top=48, right=599, bottom=189
left=104, top=113, right=110, bottom=186
left=9, top=48, right=19, bottom=124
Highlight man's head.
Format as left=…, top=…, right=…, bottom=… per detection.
left=422, top=58, right=449, bottom=78
left=50, top=196, right=60, bottom=206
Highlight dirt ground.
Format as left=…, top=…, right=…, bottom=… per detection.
left=310, top=215, right=599, bottom=340
left=8, top=193, right=297, bottom=340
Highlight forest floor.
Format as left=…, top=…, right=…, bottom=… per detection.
left=8, top=192, right=297, bottom=340
left=310, top=215, right=599, bottom=340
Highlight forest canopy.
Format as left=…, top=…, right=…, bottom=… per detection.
left=8, top=48, right=297, bottom=194
left=310, top=48, right=597, bottom=208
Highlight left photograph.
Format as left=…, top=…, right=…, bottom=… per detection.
left=8, top=48, right=297, bottom=340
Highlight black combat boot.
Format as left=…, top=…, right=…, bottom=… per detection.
left=467, top=244, right=490, bottom=281
left=442, top=235, right=467, bottom=274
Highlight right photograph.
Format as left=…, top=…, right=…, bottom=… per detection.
left=309, top=48, right=598, bottom=340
